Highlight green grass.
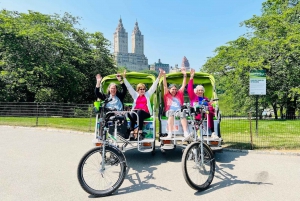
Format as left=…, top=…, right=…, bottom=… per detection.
left=1, top=116, right=300, bottom=150
left=0, top=117, right=94, bottom=133
left=220, top=119, right=300, bottom=150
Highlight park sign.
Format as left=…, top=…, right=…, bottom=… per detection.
left=249, top=69, right=266, bottom=95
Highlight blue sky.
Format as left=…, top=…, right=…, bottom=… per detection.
left=1, top=0, right=265, bottom=70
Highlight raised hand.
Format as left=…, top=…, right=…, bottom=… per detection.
left=122, top=70, right=126, bottom=79
left=116, top=73, right=122, bottom=81
left=96, top=74, right=102, bottom=82
left=190, top=68, right=195, bottom=79
left=95, top=74, right=102, bottom=88
left=158, top=68, right=165, bottom=77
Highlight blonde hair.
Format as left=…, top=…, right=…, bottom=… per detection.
left=107, top=83, right=117, bottom=93
left=136, top=83, right=146, bottom=91
left=194, top=85, right=205, bottom=94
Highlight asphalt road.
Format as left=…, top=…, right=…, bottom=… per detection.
left=1, top=126, right=300, bottom=201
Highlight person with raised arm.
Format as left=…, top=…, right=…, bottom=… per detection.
left=94, top=73, right=127, bottom=111
left=161, top=67, right=189, bottom=140
left=187, top=68, right=215, bottom=139
left=122, top=69, right=163, bottom=139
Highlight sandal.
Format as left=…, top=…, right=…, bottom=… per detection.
left=138, top=130, right=144, bottom=140
left=128, top=130, right=135, bottom=141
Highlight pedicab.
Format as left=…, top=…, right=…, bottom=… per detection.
left=155, top=71, right=220, bottom=190
left=157, top=71, right=222, bottom=152
left=77, top=72, right=158, bottom=197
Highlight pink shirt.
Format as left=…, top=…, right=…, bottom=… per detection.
left=187, top=79, right=215, bottom=129
left=134, top=95, right=149, bottom=113
left=164, top=90, right=184, bottom=112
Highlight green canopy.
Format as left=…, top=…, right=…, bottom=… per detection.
left=101, top=72, right=158, bottom=107
left=101, top=72, right=156, bottom=92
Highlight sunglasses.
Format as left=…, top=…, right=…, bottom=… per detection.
left=139, top=88, right=145, bottom=91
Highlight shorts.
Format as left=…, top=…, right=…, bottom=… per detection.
left=165, top=110, right=187, bottom=119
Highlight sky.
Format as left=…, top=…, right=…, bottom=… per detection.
left=0, top=0, right=265, bottom=70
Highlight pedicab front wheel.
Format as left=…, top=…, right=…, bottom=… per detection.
left=181, top=141, right=215, bottom=191
left=77, top=146, right=127, bottom=197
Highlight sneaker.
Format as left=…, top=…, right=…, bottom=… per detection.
left=139, top=133, right=144, bottom=140
left=161, top=133, right=172, bottom=140
left=211, top=132, right=219, bottom=140
left=161, top=136, right=172, bottom=140
left=183, top=133, right=193, bottom=142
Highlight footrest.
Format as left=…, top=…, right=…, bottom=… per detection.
left=203, top=136, right=222, bottom=146
left=140, top=139, right=154, bottom=143
left=92, top=138, right=103, bottom=146
left=138, top=141, right=154, bottom=152
left=161, top=144, right=175, bottom=150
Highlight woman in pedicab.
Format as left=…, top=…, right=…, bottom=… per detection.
left=95, top=73, right=128, bottom=138
left=188, top=68, right=216, bottom=137
left=161, top=67, right=191, bottom=140
left=95, top=73, right=127, bottom=110
left=122, top=69, right=163, bottom=140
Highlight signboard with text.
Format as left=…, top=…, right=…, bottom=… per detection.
left=249, top=70, right=266, bottom=95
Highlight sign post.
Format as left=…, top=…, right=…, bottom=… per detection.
left=249, top=70, right=266, bottom=136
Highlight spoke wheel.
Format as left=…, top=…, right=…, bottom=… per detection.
left=77, top=146, right=126, bottom=197
left=181, top=141, right=215, bottom=191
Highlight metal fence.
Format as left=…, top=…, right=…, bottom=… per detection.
left=0, top=102, right=299, bottom=150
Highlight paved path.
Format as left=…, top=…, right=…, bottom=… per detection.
left=1, top=126, right=300, bottom=201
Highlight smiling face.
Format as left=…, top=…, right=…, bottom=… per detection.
left=169, top=86, right=178, bottom=96
left=136, top=83, right=146, bottom=96
left=109, top=84, right=117, bottom=96
left=195, top=85, right=205, bottom=97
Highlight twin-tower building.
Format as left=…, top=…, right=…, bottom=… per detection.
left=113, top=19, right=189, bottom=73
left=113, top=19, right=148, bottom=71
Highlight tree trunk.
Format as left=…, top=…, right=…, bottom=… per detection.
left=286, top=98, right=297, bottom=120
left=272, top=103, right=278, bottom=119
left=280, top=106, right=284, bottom=119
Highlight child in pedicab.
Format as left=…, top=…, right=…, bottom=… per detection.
left=187, top=68, right=218, bottom=139
left=161, top=67, right=191, bottom=141
left=122, top=69, right=163, bottom=140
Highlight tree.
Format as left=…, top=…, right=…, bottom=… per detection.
left=203, top=0, right=300, bottom=118
left=0, top=10, right=116, bottom=103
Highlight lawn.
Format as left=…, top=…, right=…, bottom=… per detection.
left=220, top=118, right=300, bottom=150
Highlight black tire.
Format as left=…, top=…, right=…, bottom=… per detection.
left=181, top=141, right=215, bottom=191
left=77, top=146, right=127, bottom=197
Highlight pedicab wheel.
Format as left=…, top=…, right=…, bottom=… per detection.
left=77, top=146, right=127, bottom=197
left=181, top=141, right=215, bottom=191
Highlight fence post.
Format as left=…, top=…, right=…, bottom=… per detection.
left=36, top=102, right=39, bottom=126
left=89, top=104, right=92, bottom=131
left=249, top=111, right=253, bottom=150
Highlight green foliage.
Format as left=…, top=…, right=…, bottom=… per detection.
left=0, top=10, right=116, bottom=103
left=203, top=0, right=300, bottom=118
